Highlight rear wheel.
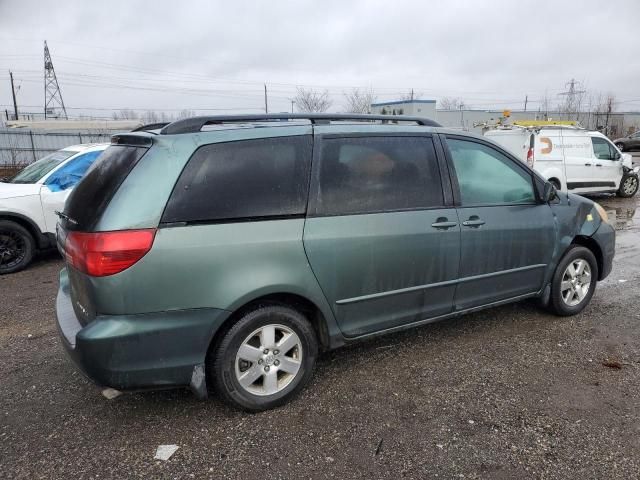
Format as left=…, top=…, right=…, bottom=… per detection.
left=548, top=246, right=598, bottom=316
left=0, top=220, right=35, bottom=274
left=209, top=305, right=318, bottom=411
left=615, top=142, right=625, bottom=152
left=617, top=175, right=639, bottom=197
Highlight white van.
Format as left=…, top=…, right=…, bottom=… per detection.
left=484, top=124, right=639, bottom=197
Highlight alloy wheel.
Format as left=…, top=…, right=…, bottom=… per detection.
left=0, top=230, right=26, bottom=270
left=560, top=259, right=591, bottom=307
left=234, top=324, right=303, bottom=396
left=622, top=176, right=638, bottom=195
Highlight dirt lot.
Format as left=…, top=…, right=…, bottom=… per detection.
left=1, top=194, right=639, bottom=479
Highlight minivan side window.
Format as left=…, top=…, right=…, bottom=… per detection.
left=315, top=136, right=443, bottom=216
left=162, top=135, right=312, bottom=224
left=448, top=139, right=535, bottom=206
left=591, top=137, right=618, bottom=160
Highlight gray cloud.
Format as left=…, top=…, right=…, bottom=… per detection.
left=1, top=0, right=638, bottom=118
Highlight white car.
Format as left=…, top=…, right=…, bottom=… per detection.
left=484, top=124, right=639, bottom=197
left=0, top=143, right=108, bottom=274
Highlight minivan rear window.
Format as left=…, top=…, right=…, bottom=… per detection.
left=162, top=135, right=312, bottom=224
left=63, top=145, right=148, bottom=231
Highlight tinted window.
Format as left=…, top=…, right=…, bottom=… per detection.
left=591, top=137, right=617, bottom=160
left=45, top=150, right=104, bottom=192
left=64, top=146, right=148, bottom=231
left=162, top=136, right=312, bottom=223
left=448, top=139, right=535, bottom=205
left=315, top=136, right=443, bottom=215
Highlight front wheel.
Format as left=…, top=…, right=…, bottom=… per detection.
left=617, top=174, right=639, bottom=197
left=548, top=246, right=598, bottom=316
left=615, top=142, right=625, bottom=152
left=208, top=305, right=318, bottom=411
left=0, top=220, right=35, bottom=274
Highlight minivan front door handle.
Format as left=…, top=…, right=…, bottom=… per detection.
left=584, top=163, right=592, bottom=166
left=431, top=218, right=458, bottom=230
left=462, top=216, right=485, bottom=228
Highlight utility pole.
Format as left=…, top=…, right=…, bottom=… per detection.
left=9, top=71, right=18, bottom=120
left=559, top=78, right=585, bottom=120
left=524, top=95, right=528, bottom=112
left=290, top=100, right=295, bottom=113
left=410, top=88, right=414, bottom=101
left=264, top=84, right=268, bottom=114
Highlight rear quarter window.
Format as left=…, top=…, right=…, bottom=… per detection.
left=162, top=135, right=312, bottom=224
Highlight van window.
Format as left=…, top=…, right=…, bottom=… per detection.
left=448, top=139, right=535, bottom=206
left=162, top=135, right=312, bottom=224
left=591, top=137, right=618, bottom=160
left=63, top=145, right=149, bottom=231
left=314, top=136, right=443, bottom=216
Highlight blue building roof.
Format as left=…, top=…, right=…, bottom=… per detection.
left=371, top=99, right=436, bottom=107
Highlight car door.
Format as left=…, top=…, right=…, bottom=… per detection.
left=303, top=132, right=460, bottom=337
left=442, top=135, right=556, bottom=311
left=40, top=150, right=104, bottom=232
left=560, top=130, right=596, bottom=193
left=590, top=136, right=623, bottom=190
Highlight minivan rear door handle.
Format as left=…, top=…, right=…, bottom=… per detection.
left=431, top=218, right=457, bottom=230
left=584, top=163, right=592, bottom=166
left=462, top=216, right=485, bottom=228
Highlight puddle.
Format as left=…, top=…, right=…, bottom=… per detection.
left=599, top=205, right=638, bottom=231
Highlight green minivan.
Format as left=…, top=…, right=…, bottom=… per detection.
left=55, top=114, right=615, bottom=411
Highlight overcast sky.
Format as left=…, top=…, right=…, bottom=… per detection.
left=0, top=0, right=639, bottom=119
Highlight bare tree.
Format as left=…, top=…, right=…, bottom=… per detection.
left=343, top=88, right=377, bottom=114
left=177, top=109, right=196, bottom=119
left=111, top=109, right=139, bottom=120
left=439, top=97, right=465, bottom=110
left=294, top=87, right=332, bottom=113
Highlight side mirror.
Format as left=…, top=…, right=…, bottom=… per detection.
left=542, top=181, right=557, bottom=203
left=614, top=152, right=621, bottom=160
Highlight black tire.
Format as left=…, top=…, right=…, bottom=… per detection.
left=548, top=246, right=598, bottom=316
left=617, top=174, right=639, bottom=198
left=208, top=305, right=318, bottom=412
left=0, top=220, right=35, bottom=275
left=615, top=142, right=625, bottom=152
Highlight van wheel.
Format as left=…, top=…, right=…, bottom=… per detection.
left=549, top=178, right=561, bottom=191
left=617, top=175, right=639, bottom=197
left=209, top=305, right=318, bottom=411
left=548, top=246, right=598, bottom=316
left=0, top=220, right=35, bottom=275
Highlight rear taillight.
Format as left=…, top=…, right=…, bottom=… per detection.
left=526, top=147, right=535, bottom=167
left=64, top=229, right=156, bottom=277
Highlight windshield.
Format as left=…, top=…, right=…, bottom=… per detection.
left=8, top=150, right=76, bottom=184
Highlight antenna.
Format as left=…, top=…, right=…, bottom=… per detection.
left=44, top=41, right=68, bottom=119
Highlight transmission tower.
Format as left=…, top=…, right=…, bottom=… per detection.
left=558, top=78, right=586, bottom=119
left=44, top=41, right=68, bottom=119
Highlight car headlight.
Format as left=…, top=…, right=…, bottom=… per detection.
left=593, top=202, right=609, bottom=224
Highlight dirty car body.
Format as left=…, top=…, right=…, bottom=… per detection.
left=55, top=114, right=615, bottom=411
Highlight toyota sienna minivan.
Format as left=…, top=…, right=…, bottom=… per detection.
left=55, top=114, right=615, bottom=411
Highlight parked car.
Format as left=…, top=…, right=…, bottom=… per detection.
left=55, top=114, right=615, bottom=411
left=484, top=124, right=639, bottom=198
left=613, top=131, right=640, bottom=152
left=0, top=143, right=108, bottom=274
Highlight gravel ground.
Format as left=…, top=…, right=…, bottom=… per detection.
left=1, top=195, right=639, bottom=479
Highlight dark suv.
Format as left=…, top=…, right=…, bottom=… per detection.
left=614, top=131, right=640, bottom=152
left=55, top=114, right=615, bottom=411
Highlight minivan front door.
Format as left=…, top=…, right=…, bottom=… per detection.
left=590, top=136, right=623, bottom=191
left=303, top=134, right=460, bottom=337
left=443, top=136, right=556, bottom=311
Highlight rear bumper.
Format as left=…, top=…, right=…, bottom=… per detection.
left=55, top=268, right=230, bottom=394
left=592, top=221, right=615, bottom=280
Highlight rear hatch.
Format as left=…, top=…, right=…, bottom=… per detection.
left=57, top=141, right=151, bottom=325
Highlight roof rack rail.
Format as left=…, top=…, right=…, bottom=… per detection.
left=159, top=114, right=441, bottom=135
left=131, top=122, right=171, bottom=133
